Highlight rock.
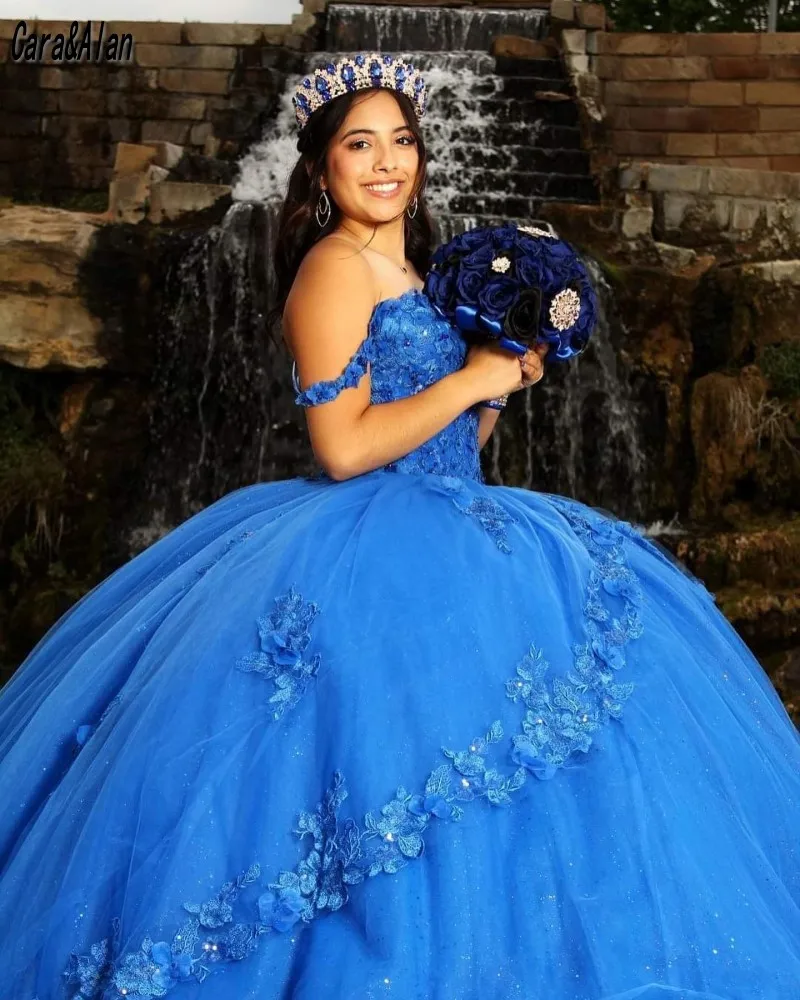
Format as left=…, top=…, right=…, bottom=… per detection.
left=621, top=191, right=653, bottom=239
left=655, top=242, right=698, bottom=271
left=0, top=205, right=107, bottom=370
left=108, top=164, right=170, bottom=224
left=534, top=90, right=571, bottom=102
left=141, top=140, right=184, bottom=170
left=675, top=516, right=800, bottom=592
left=768, top=646, right=800, bottom=725
left=689, top=367, right=768, bottom=521
left=147, top=181, right=232, bottom=224
left=58, top=380, right=96, bottom=438
left=112, top=141, right=157, bottom=178
left=490, top=34, right=558, bottom=61
left=716, top=584, right=800, bottom=654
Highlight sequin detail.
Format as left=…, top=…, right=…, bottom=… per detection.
left=294, top=289, right=483, bottom=482
left=62, top=501, right=645, bottom=997
left=235, top=585, right=322, bottom=721
left=293, top=343, right=373, bottom=407
left=426, top=475, right=517, bottom=553
left=504, top=497, right=645, bottom=780
left=195, top=528, right=255, bottom=578
left=61, top=725, right=523, bottom=997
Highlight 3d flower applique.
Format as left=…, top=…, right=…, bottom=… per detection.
left=235, top=585, right=322, bottom=721
left=425, top=474, right=467, bottom=498
left=425, top=476, right=518, bottom=553
left=74, top=724, right=94, bottom=753
left=61, top=501, right=646, bottom=998
left=455, top=496, right=519, bottom=554
left=506, top=642, right=606, bottom=780
left=500, top=498, right=645, bottom=782
left=63, top=932, right=115, bottom=998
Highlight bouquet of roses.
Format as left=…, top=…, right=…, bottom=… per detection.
left=423, top=222, right=597, bottom=362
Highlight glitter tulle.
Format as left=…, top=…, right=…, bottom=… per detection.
left=1, top=290, right=798, bottom=999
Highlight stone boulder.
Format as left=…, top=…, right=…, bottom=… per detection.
left=0, top=205, right=107, bottom=370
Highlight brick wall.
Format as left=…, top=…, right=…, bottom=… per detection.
left=593, top=32, right=800, bottom=171
left=0, top=18, right=316, bottom=203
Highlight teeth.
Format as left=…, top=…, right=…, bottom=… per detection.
left=366, top=182, right=399, bottom=192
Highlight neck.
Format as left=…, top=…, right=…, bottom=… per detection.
left=336, top=215, right=407, bottom=263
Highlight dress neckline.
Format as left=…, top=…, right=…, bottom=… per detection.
left=293, top=286, right=430, bottom=398
left=368, top=286, right=426, bottom=330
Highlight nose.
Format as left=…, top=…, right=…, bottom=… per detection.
left=373, top=137, right=397, bottom=173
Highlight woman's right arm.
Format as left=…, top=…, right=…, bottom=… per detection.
left=283, top=243, right=522, bottom=481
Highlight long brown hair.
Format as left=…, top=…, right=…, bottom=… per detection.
left=268, top=87, right=436, bottom=337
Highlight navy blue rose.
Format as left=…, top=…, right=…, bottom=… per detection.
left=458, top=227, right=490, bottom=252
left=490, top=225, right=517, bottom=251
left=423, top=225, right=597, bottom=361
left=461, top=243, right=495, bottom=272
left=478, top=276, right=519, bottom=319
left=516, top=254, right=545, bottom=291
left=455, top=267, right=485, bottom=304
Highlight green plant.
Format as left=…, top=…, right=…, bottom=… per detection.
left=0, top=368, right=65, bottom=527
left=761, top=342, right=800, bottom=400
left=606, top=0, right=800, bottom=32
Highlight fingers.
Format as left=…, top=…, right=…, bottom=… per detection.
left=519, top=350, right=544, bottom=387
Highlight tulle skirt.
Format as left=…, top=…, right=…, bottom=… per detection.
left=1, top=469, right=798, bottom=999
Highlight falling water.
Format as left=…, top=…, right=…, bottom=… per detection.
left=486, top=263, right=650, bottom=518
left=130, top=3, right=650, bottom=547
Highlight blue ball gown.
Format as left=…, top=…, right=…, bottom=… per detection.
left=1, top=286, right=799, bottom=1000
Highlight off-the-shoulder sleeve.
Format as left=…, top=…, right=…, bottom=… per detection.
left=293, top=338, right=372, bottom=407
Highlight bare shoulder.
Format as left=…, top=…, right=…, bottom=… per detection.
left=283, top=236, right=378, bottom=353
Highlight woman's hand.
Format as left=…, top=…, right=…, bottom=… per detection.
left=519, top=342, right=548, bottom=388
left=463, top=340, right=548, bottom=402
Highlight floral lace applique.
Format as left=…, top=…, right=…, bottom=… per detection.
left=293, top=342, right=373, bottom=407
left=502, top=497, right=645, bottom=780
left=235, top=585, right=322, bottom=721
left=427, top=475, right=517, bottom=553
left=62, top=500, right=646, bottom=996
left=294, top=291, right=483, bottom=481
left=62, top=723, right=526, bottom=997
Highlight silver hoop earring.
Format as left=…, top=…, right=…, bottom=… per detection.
left=407, top=195, right=418, bottom=220
left=315, top=190, right=331, bottom=227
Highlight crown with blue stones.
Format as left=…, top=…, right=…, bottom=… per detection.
left=293, top=53, right=427, bottom=133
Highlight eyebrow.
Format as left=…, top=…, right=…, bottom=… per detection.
left=340, top=125, right=412, bottom=140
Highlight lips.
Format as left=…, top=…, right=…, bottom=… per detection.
left=363, top=180, right=404, bottom=198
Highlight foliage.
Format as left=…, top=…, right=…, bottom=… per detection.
left=606, top=0, right=800, bottom=32
left=0, top=366, right=65, bottom=526
left=761, top=342, right=800, bottom=399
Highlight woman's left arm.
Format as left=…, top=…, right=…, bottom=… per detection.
left=477, top=405, right=501, bottom=450
left=476, top=342, right=548, bottom=450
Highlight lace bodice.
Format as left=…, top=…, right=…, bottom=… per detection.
left=293, top=287, right=483, bottom=482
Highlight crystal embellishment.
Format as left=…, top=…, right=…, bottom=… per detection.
left=548, top=288, right=581, bottom=332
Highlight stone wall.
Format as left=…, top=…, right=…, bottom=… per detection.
left=618, top=161, right=800, bottom=255
left=547, top=6, right=800, bottom=174
left=0, top=16, right=317, bottom=203
left=596, top=31, right=800, bottom=171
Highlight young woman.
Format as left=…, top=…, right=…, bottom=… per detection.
left=1, top=54, right=798, bottom=1000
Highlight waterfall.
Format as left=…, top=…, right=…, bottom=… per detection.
left=326, top=3, right=548, bottom=51
left=127, top=202, right=315, bottom=549
left=486, top=263, right=650, bottom=519
left=130, top=3, right=650, bottom=547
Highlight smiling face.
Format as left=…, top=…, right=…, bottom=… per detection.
left=321, top=89, right=420, bottom=226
